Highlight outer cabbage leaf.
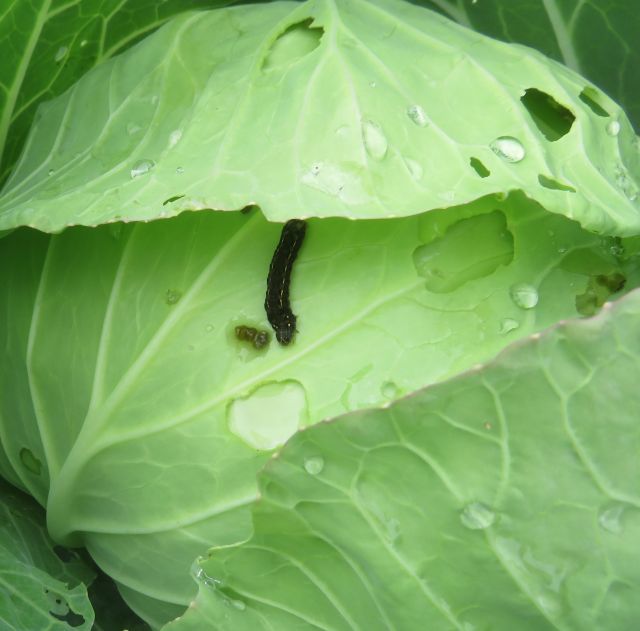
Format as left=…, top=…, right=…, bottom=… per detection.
left=412, top=0, right=640, bottom=131
left=170, top=289, right=640, bottom=631
left=0, top=0, right=239, bottom=188
left=0, top=194, right=637, bottom=626
left=0, top=478, right=95, bottom=630
left=0, top=0, right=639, bottom=234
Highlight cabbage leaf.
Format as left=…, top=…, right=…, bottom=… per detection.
left=0, top=0, right=638, bottom=233
left=170, top=288, right=640, bottom=630
left=0, top=193, right=636, bottom=625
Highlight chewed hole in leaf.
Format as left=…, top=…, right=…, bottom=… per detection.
left=520, top=88, right=575, bottom=141
left=413, top=210, right=514, bottom=293
left=538, top=174, right=576, bottom=193
left=469, top=157, right=490, bottom=178
left=46, top=591, right=85, bottom=627
left=579, top=87, right=610, bottom=117
left=162, top=194, right=185, bottom=206
left=263, top=19, right=324, bottom=70
left=576, top=273, right=626, bottom=316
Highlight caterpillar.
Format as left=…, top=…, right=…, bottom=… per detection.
left=264, top=219, right=307, bottom=345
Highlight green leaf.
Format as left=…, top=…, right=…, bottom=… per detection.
left=170, top=288, right=640, bottom=631
left=411, top=0, right=640, bottom=132
left=0, top=478, right=95, bottom=630
left=0, top=0, right=239, bottom=189
left=1, top=0, right=638, bottom=233
left=1, top=192, right=637, bottom=625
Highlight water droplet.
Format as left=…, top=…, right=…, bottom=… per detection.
left=165, top=289, right=182, bottom=305
left=19, top=448, right=42, bottom=475
left=381, top=381, right=400, bottom=399
left=300, top=162, right=367, bottom=204
left=403, top=157, right=423, bottom=181
left=362, top=120, right=388, bottom=160
left=169, top=129, right=182, bottom=148
left=614, top=165, right=638, bottom=201
left=460, top=502, right=495, bottom=530
left=191, top=559, right=218, bottom=587
left=227, top=381, right=308, bottom=450
left=126, top=122, right=142, bottom=136
left=606, top=120, right=621, bottom=136
left=490, top=136, right=526, bottom=163
left=598, top=504, right=625, bottom=534
left=231, top=599, right=246, bottom=611
left=407, top=105, right=428, bottom=127
left=205, top=324, right=214, bottom=332
left=54, top=46, right=68, bottom=63
left=80, top=39, right=88, bottom=48
left=499, top=318, right=520, bottom=334
left=304, top=456, right=324, bottom=475
left=369, top=81, right=377, bottom=88
left=130, top=159, right=155, bottom=179
left=47, top=169, right=55, bottom=176
left=176, top=166, right=184, bottom=174
left=557, top=245, right=568, bottom=254
left=510, top=283, right=539, bottom=309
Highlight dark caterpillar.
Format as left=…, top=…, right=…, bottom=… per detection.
left=265, top=219, right=307, bottom=345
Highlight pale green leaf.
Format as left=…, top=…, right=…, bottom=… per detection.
left=0, top=0, right=239, bottom=188
left=411, top=0, right=640, bottom=131
left=171, top=288, right=640, bottom=630
left=0, top=192, right=638, bottom=625
left=1, top=0, right=638, bottom=233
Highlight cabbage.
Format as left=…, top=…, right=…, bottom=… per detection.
left=0, top=0, right=639, bottom=628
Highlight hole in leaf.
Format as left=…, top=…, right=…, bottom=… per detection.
left=162, top=195, right=185, bottom=206
left=538, top=174, right=576, bottom=192
left=520, top=88, right=575, bottom=141
left=413, top=210, right=514, bottom=293
left=470, top=157, right=490, bottom=178
left=576, top=273, right=626, bottom=316
left=579, top=87, right=610, bottom=117
left=50, top=610, right=85, bottom=627
left=263, top=19, right=324, bottom=70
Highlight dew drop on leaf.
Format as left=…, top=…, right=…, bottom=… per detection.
left=54, top=46, right=68, bottom=63
left=407, top=105, right=428, bottom=127
left=490, top=136, right=526, bottom=163
left=499, top=318, right=520, bottom=334
left=510, top=283, right=539, bottom=309
left=598, top=504, right=625, bottom=534
left=231, top=599, right=246, bottom=611
left=460, top=502, right=495, bottom=530
left=126, top=122, right=142, bottom=136
left=176, top=166, right=184, bottom=174
left=130, top=159, right=155, bottom=179
left=362, top=119, right=388, bottom=160
left=606, top=120, right=621, bottom=137
left=403, top=157, right=423, bottom=181
left=381, top=381, right=400, bottom=399
left=304, top=456, right=324, bottom=475
left=169, top=129, right=183, bottom=147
